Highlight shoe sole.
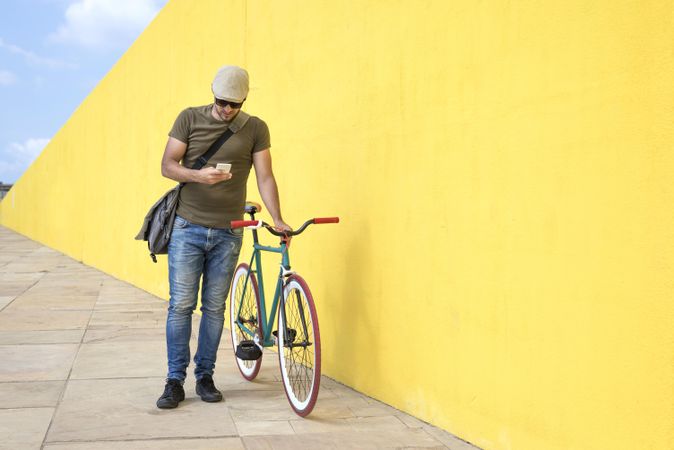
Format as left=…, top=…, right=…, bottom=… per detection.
left=156, top=393, right=185, bottom=409
left=156, top=401, right=179, bottom=409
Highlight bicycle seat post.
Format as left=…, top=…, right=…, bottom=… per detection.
left=244, top=203, right=260, bottom=244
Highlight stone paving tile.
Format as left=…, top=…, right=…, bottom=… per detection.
left=97, top=288, right=161, bottom=299
left=0, top=329, right=84, bottom=345
left=0, top=308, right=91, bottom=331
left=424, top=424, right=480, bottom=449
left=303, top=395, right=365, bottom=420
left=8, top=294, right=98, bottom=311
left=0, top=268, right=40, bottom=277
left=0, top=278, right=43, bottom=296
left=88, top=310, right=166, bottom=329
left=0, top=407, right=54, bottom=450
left=346, top=415, right=409, bottom=432
left=26, top=284, right=101, bottom=297
left=83, top=327, right=167, bottom=344
left=43, top=438, right=245, bottom=449
left=0, top=296, right=13, bottom=310
left=0, top=272, right=44, bottom=284
left=0, top=380, right=66, bottom=408
left=95, top=294, right=163, bottom=306
left=320, top=378, right=376, bottom=400
left=243, top=429, right=446, bottom=449
left=221, top=376, right=285, bottom=394
left=348, top=402, right=400, bottom=418
left=47, top=378, right=238, bottom=443
left=243, top=434, right=335, bottom=450
left=0, top=344, right=79, bottom=381
left=2, top=259, right=74, bottom=274
left=93, top=298, right=166, bottom=312
left=288, top=417, right=353, bottom=434
left=209, top=363, right=284, bottom=394
left=227, top=389, right=309, bottom=422
left=35, top=278, right=104, bottom=289
left=70, top=340, right=166, bottom=379
left=397, top=411, right=427, bottom=428
left=40, top=270, right=105, bottom=280
left=234, top=419, right=295, bottom=436
left=0, top=244, right=30, bottom=253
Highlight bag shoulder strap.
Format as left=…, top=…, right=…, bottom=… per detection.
left=191, top=111, right=251, bottom=170
left=190, top=128, right=234, bottom=171
left=180, top=112, right=251, bottom=186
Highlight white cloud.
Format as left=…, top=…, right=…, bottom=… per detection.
left=8, top=138, right=51, bottom=159
left=48, top=0, right=164, bottom=50
left=0, top=138, right=50, bottom=183
left=0, top=38, right=77, bottom=69
left=0, top=69, right=16, bottom=86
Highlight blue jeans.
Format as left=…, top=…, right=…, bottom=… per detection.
left=166, top=215, right=242, bottom=382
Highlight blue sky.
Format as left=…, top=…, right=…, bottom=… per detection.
left=0, top=0, right=168, bottom=184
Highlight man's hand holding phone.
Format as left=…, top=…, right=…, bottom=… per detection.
left=198, top=166, right=232, bottom=185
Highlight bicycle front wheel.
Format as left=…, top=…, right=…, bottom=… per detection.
left=277, top=274, right=321, bottom=416
left=230, top=263, right=263, bottom=381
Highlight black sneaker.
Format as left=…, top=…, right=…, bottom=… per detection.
left=156, top=378, right=185, bottom=409
left=196, top=375, right=223, bottom=402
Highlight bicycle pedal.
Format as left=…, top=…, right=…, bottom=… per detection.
left=235, top=340, right=262, bottom=361
left=272, top=328, right=297, bottom=345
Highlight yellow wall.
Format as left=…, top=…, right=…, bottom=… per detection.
left=1, top=1, right=672, bottom=449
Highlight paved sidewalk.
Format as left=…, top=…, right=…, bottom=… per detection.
left=0, top=225, right=479, bottom=450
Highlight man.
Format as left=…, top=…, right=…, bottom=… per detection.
left=156, top=65, right=290, bottom=409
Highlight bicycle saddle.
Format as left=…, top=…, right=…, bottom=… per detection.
left=244, top=201, right=263, bottom=215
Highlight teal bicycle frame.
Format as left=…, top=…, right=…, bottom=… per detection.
left=230, top=209, right=336, bottom=416
left=235, top=226, right=291, bottom=347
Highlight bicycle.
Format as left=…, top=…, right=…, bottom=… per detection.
left=228, top=202, right=339, bottom=416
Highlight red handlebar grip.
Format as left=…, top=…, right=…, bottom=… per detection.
left=313, top=217, right=340, bottom=224
left=231, top=220, right=258, bottom=228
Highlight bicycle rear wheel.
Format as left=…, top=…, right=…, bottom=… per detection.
left=277, top=274, right=321, bottom=416
left=230, top=263, right=263, bottom=381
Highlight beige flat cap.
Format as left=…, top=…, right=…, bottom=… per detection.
left=211, top=65, right=249, bottom=103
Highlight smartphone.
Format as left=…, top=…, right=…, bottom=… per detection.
left=216, top=163, right=232, bottom=173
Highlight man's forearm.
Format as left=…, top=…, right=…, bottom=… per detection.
left=162, top=160, right=199, bottom=183
left=257, top=176, right=283, bottom=222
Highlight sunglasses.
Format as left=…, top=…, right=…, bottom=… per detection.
left=214, top=98, right=244, bottom=109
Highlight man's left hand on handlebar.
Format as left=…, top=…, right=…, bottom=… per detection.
left=273, top=219, right=293, bottom=233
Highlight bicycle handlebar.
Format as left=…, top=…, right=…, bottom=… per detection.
left=313, top=217, right=339, bottom=224
left=230, top=217, right=339, bottom=237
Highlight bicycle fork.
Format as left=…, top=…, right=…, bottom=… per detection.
left=277, top=277, right=312, bottom=349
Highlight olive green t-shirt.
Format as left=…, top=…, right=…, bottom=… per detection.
left=169, top=104, right=270, bottom=228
